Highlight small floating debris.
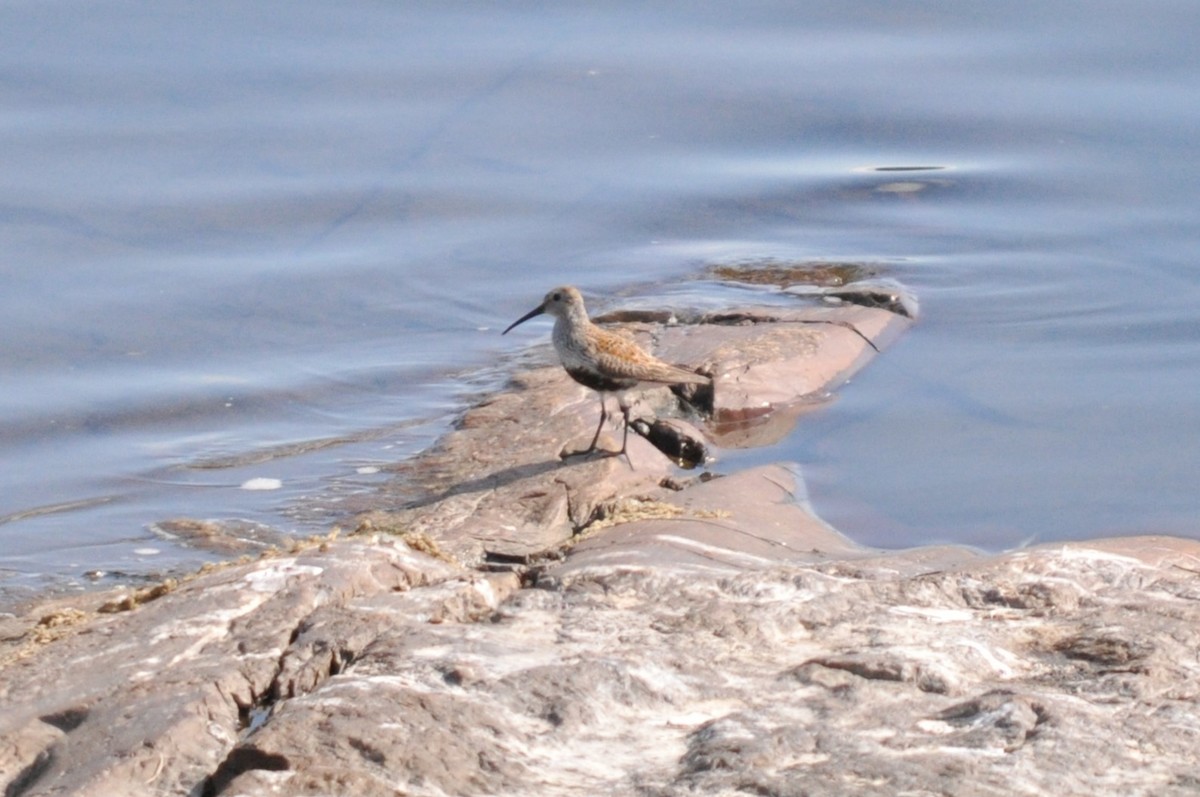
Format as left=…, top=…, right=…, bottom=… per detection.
left=868, top=165, right=947, bottom=172
left=356, top=466, right=381, bottom=475
left=133, top=548, right=161, bottom=557
left=240, top=477, right=282, bottom=491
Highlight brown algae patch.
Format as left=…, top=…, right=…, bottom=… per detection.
left=705, top=259, right=881, bottom=289
left=352, top=512, right=458, bottom=565
left=97, top=578, right=180, bottom=614
left=0, top=607, right=93, bottom=670
left=583, top=498, right=730, bottom=535
left=0, top=528, right=347, bottom=670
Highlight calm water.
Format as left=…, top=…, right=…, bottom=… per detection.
left=3, top=1, right=1198, bottom=604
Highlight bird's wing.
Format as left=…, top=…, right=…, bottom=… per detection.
left=590, top=327, right=709, bottom=385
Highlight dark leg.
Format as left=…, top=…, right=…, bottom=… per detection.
left=584, top=393, right=608, bottom=453
left=618, top=402, right=631, bottom=455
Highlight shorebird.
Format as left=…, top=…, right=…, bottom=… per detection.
left=503, top=285, right=711, bottom=457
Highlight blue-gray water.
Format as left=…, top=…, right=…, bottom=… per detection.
left=3, top=1, right=1198, bottom=604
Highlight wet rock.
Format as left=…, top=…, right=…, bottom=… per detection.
left=654, top=304, right=907, bottom=445
left=821, top=279, right=917, bottom=317
left=149, top=518, right=296, bottom=556
left=629, top=417, right=708, bottom=468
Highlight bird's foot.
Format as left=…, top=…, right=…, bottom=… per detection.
left=597, top=446, right=635, bottom=470
left=560, top=443, right=631, bottom=468
left=561, top=430, right=619, bottom=459
left=562, top=445, right=618, bottom=458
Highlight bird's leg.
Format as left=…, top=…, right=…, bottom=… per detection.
left=614, top=394, right=636, bottom=469
left=618, top=402, right=631, bottom=456
left=584, top=393, right=608, bottom=453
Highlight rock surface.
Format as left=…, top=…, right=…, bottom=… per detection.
left=3, top=285, right=1198, bottom=797
left=357, top=298, right=911, bottom=567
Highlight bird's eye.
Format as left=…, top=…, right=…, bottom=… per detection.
left=552, top=292, right=562, bottom=301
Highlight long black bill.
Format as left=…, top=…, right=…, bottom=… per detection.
left=502, top=303, right=546, bottom=335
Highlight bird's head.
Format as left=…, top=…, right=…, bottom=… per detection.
left=503, top=285, right=586, bottom=334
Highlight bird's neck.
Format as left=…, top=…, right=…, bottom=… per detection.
left=552, top=307, right=593, bottom=348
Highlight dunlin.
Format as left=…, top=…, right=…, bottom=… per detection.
left=503, top=285, right=710, bottom=457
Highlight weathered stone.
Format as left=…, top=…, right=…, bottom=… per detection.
left=191, top=529, right=1200, bottom=797
left=0, top=539, right=477, bottom=797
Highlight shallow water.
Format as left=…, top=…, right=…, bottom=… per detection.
left=3, top=1, right=1199, bottom=604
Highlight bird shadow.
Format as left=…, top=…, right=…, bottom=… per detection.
left=398, top=452, right=599, bottom=512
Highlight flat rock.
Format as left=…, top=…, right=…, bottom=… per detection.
left=545, top=465, right=978, bottom=584
left=669, top=304, right=906, bottom=423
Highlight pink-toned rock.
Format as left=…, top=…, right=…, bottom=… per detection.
left=363, top=365, right=679, bottom=564
left=657, top=304, right=908, bottom=440
left=0, top=539, right=498, bottom=797
left=201, top=527, right=1200, bottom=797
left=546, top=465, right=866, bottom=582
left=352, top=296, right=910, bottom=565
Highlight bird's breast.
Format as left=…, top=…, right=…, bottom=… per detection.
left=565, top=366, right=637, bottom=393
left=553, top=317, right=638, bottom=392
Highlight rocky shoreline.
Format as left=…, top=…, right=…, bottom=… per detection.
left=3, top=278, right=1198, bottom=796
